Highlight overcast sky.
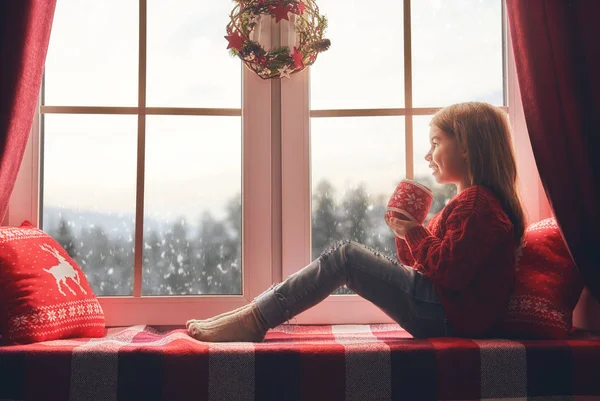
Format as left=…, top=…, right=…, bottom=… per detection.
left=42, top=0, right=503, bottom=223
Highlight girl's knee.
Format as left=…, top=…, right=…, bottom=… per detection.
left=317, top=240, right=356, bottom=282
left=318, top=239, right=354, bottom=264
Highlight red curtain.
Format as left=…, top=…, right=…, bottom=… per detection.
left=0, top=0, right=56, bottom=222
left=506, top=0, right=600, bottom=300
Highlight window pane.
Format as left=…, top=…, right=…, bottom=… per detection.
left=413, top=116, right=457, bottom=224
left=42, top=115, right=137, bottom=296
left=45, top=0, right=138, bottom=106
left=309, top=1, right=405, bottom=109
left=311, top=117, right=405, bottom=294
left=412, top=0, right=504, bottom=107
left=143, top=116, right=242, bottom=296
left=146, top=0, right=242, bottom=108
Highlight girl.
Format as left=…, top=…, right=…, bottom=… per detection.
left=186, top=101, right=525, bottom=341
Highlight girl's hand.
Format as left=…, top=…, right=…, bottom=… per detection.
left=384, top=214, right=421, bottom=239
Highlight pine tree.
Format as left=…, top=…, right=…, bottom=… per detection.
left=163, top=217, right=193, bottom=295
left=55, top=218, right=77, bottom=258
left=196, top=211, right=231, bottom=294
left=340, top=184, right=370, bottom=244
left=142, top=229, right=163, bottom=294
left=223, top=193, right=242, bottom=294
left=311, top=180, right=341, bottom=259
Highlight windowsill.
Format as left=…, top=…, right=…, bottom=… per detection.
left=98, top=295, right=395, bottom=326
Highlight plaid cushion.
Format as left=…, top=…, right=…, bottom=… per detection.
left=1, top=324, right=599, bottom=401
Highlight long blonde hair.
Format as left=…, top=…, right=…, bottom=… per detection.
left=431, top=102, right=525, bottom=243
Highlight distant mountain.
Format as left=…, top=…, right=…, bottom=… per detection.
left=42, top=206, right=174, bottom=239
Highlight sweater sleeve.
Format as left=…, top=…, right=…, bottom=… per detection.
left=404, top=205, right=511, bottom=291
left=394, top=236, right=416, bottom=266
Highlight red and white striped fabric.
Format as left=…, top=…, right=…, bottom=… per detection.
left=0, top=221, right=105, bottom=344
left=1, top=324, right=599, bottom=401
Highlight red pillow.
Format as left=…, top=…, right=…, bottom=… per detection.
left=500, top=218, right=585, bottom=339
left=0, top=221, right=105, bottom=344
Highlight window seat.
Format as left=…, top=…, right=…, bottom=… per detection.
left=1, top=324, right=599, bottom=401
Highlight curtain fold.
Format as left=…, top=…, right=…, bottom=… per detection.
left=506, top=0, right=600, bottom=300
left=0, top=0, right=56, bottom=222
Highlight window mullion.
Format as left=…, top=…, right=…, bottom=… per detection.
left=501, top=0, right=508, bottom=107
left=404, top=0, right=414, bottom=180
left=133, top=0, right=147, bottom=298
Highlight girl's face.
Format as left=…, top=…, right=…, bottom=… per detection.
left=425, top=125, right=470, bottom=192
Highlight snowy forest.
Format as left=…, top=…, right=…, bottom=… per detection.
left=45, top=176, right=456, bottom=297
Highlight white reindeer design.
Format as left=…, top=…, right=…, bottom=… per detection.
left=40, top=244, right=87, bottom=296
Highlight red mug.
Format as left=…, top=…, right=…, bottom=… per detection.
left=386, top=179, right=434, bottom=224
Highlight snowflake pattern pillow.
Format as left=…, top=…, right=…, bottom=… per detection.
left=500, top=218, right=584, bottom=339
left=0, top=221, right=105, bottom=344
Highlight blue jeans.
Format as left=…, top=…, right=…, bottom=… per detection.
left=254, top=240, right=454, bottom=338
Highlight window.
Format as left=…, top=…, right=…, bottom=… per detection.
left=12, top=0, right=514, bottom=326
left=11, top=0, right=273, bottom=325
left=281, top=0, right=507, bottom=322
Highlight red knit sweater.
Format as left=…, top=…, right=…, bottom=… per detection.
left=395, top=185, right=517, bottom=337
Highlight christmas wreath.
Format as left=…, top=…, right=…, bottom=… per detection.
left=225, top=0, right=331, bottom=79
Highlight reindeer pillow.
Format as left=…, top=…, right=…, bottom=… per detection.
left=0, top=221, right=105, bottom=344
